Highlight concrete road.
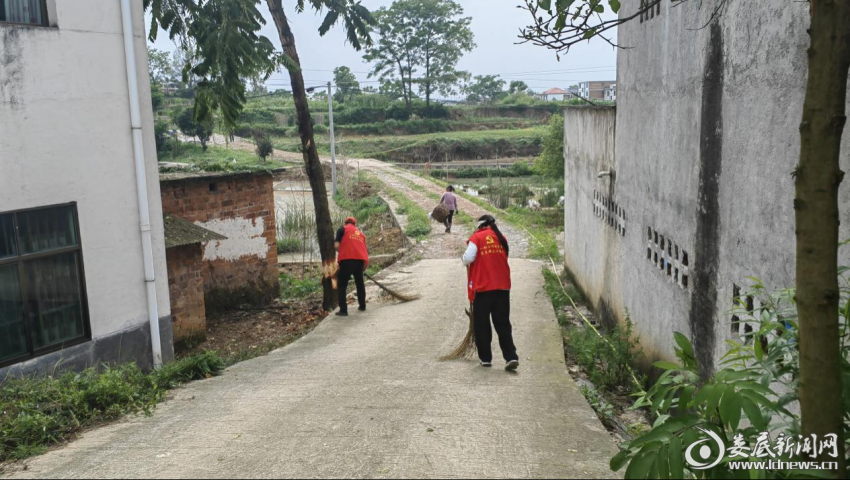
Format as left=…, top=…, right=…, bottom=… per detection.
left=5, top=259, right=617, bottom=479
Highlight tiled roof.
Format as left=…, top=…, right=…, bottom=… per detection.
left=163, top=215, right=227, bottom=249
left=542, top=88, right=570, bottom=95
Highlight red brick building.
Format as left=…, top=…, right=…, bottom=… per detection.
left=160, top=170, right=281, bottom=320
left=163, top=216, right=226, bottom=343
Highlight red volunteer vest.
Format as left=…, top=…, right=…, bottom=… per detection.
left=338, top=224, right=369, bottom=263
left=468, top=227, right=511, bottom=294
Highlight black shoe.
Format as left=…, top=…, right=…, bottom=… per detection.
left=336, top=311, right=349, bottom=317
left=358, top=305, right=366, bottom=312
left=505, top=360, right=520, bottom=371
left=480, top=361, right=492, bottom=368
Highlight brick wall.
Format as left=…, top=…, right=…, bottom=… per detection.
left=166, top=244, right=206, bottom=343
left=160, top=172, right=280, bottom=307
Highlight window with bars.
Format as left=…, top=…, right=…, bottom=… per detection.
left=0, top=0, right=48, bottom=26
left=640, top=0, right=661, bottom=23
left=0, top=204, right=90, bottom=367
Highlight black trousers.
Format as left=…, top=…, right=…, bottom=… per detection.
left=473, top=290, right=518, bottom=363
left=444, top=210, right=455, bottom=227
left=338, top=260, right=366, bottom=313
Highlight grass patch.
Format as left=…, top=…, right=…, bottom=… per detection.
left=159, top=143, right=294, bottom=172
left=280, top=272, right=323, bottom=300
left=276, top=238, right=302, bottom=254
left=385, top=187, right=432, bottom=239
left=541, top=269, right=643, bottom=394
left=0, top=352, right=224, bottom=462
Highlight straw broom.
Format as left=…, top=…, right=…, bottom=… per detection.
left=439, top=304, right=477, bottom=361
left=364, top=273, right=420, bottom=302
left=440, top=264, right=477, bottom=361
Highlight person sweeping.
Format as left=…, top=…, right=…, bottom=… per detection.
left=440, top=185, right=458, bottom=233
left=462, top=215, right=519, bottom=371
left=335, top=217, right=369, bottom=317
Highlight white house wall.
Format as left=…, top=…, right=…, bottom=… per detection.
left=0, top=0, right=171, bottom=372
left=564, top=0, right=850, bottom=373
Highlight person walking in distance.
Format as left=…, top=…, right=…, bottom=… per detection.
left=440, top=185, right=458, bottom=234
left=335, top=217, right=369, bottom=317
left=462, top=215, right=519, bottom=370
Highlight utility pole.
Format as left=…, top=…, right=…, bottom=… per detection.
left=327, top=82, right=337, bottom=196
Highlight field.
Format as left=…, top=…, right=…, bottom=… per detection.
left=273, top=127, right=546, bottom=163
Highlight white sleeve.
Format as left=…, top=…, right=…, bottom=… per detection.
left=462, top=242, right=478, bottom=266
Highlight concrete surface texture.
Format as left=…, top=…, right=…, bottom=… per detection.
left=563, top=0, right=850, bottom=371
left=4, top=259, right=618, bottom=479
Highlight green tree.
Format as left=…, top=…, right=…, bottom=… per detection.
left=535, top=113, right=564, bottom=179
left=333, top=66, right=361, bottom=103
left=364, top=0, right=474, bottom=108
left=254, top=131, right=274, bottom=162
left=521, top=0, right=850, bottom=475
left=175, top=106, right=213, bottom=151
left=464, top=75, right=506, bottom=104
left=508, top=80, right=531, bottom=95
left=147, top=47, right=174, bottom=86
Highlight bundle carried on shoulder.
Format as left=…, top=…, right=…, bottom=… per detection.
left=431, top=203, right=450, bottom=223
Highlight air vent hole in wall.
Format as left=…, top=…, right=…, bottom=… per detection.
left=731, top=284, right=742, bottom=335
left=592, top=191, right=627, bottom=237
left=646, top=226, right=690, bottom=291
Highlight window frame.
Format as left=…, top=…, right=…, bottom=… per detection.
left=0, top=202, right=92, bottom=369
left=0, top=0, right=50, bottom=28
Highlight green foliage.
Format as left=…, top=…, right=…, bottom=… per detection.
left=280, top=272, right=323, bottom=300
left=333, top=66, right=361, bottom=103
left=565, top=319, right=641, bottom=392
left=154, top=120, right=173, bottom=156
left=254, top=131, right=274, bottom=162
left=613, top=274, right=850, bottom=478
left=333, top=194, right=389, bottom=228
left=385, top=188, right=432, bottom=239
left=432, top=162, right=535, bottom=180
left=0, top=352, right=223, bottom=462
left=465, top=74, right=507, bottom=104
left=277, top=238, right=303, bottom=254
left=582, top=385, right=616, bottom=421
left=508, top=80, right=532, bottom=95
left=174, top=106, right=214, bottom=151
left=147, top=47, right=174, bottom=86
left=535, top=113, right=565, bottom=179
left=364, top=0, right=474, bottom=105
left=159, top=143, right=292, bottom=171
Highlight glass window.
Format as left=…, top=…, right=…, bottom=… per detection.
left=0, top=204, right=90, bottom=367
left=0, top=214, right=16, bottom=259
left=0, top=264, right=28, bottom=363
left=18, top=205, right=78, bottom=254
left=0, top=0, right=47, bottom=26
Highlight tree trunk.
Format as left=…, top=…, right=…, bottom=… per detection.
left=797, top=0, right=850, bottom=475
left=425, top=53, right=431, bottom=108
left=266, top=0, right=338, bottom=312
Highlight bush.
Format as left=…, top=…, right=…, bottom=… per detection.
left=280, top=272, right=322, bottom=300
left=613, top=274, right=850, bottom=478
left=0, top=352, right=223, bottom=462
left=254, top=131, right=274, bottom=162
left=277, top=238, right=302, bottom=254
left=534, top=113, right=565, bottom=179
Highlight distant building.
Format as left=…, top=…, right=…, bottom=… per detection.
left=603, top=83, right=617, bottom=102
left=577, top=81, right=616, bottom=100
left=539, top=87, right=574, bottom=102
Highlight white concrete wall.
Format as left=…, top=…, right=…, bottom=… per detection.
left=0, top=1, right=170, bottom=341
left=565, top=0, right=850, bottom=372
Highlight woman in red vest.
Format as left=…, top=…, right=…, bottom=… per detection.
left=462, top=215, right=519, bottom=370
left=335, top=217, right=369, bottom=317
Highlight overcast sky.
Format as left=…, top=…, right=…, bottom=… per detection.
left=146, top=0, right=618, bottom=97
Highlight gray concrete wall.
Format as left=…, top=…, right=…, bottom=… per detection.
left=564, top=0, right=850, bottom=372
left=0, top=1, right=172, bottom=372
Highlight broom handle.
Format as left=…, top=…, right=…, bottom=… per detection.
left=364, top=272, right=392, bottom=295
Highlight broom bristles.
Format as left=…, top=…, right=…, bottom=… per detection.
left=439, top=307, right=477, bottom=361
left=365, top=273, right=421, bottom=302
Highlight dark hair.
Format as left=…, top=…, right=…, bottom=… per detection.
left=477, top=215, right=509, bottom=257
left=446, top=185, right=455, bottom=192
